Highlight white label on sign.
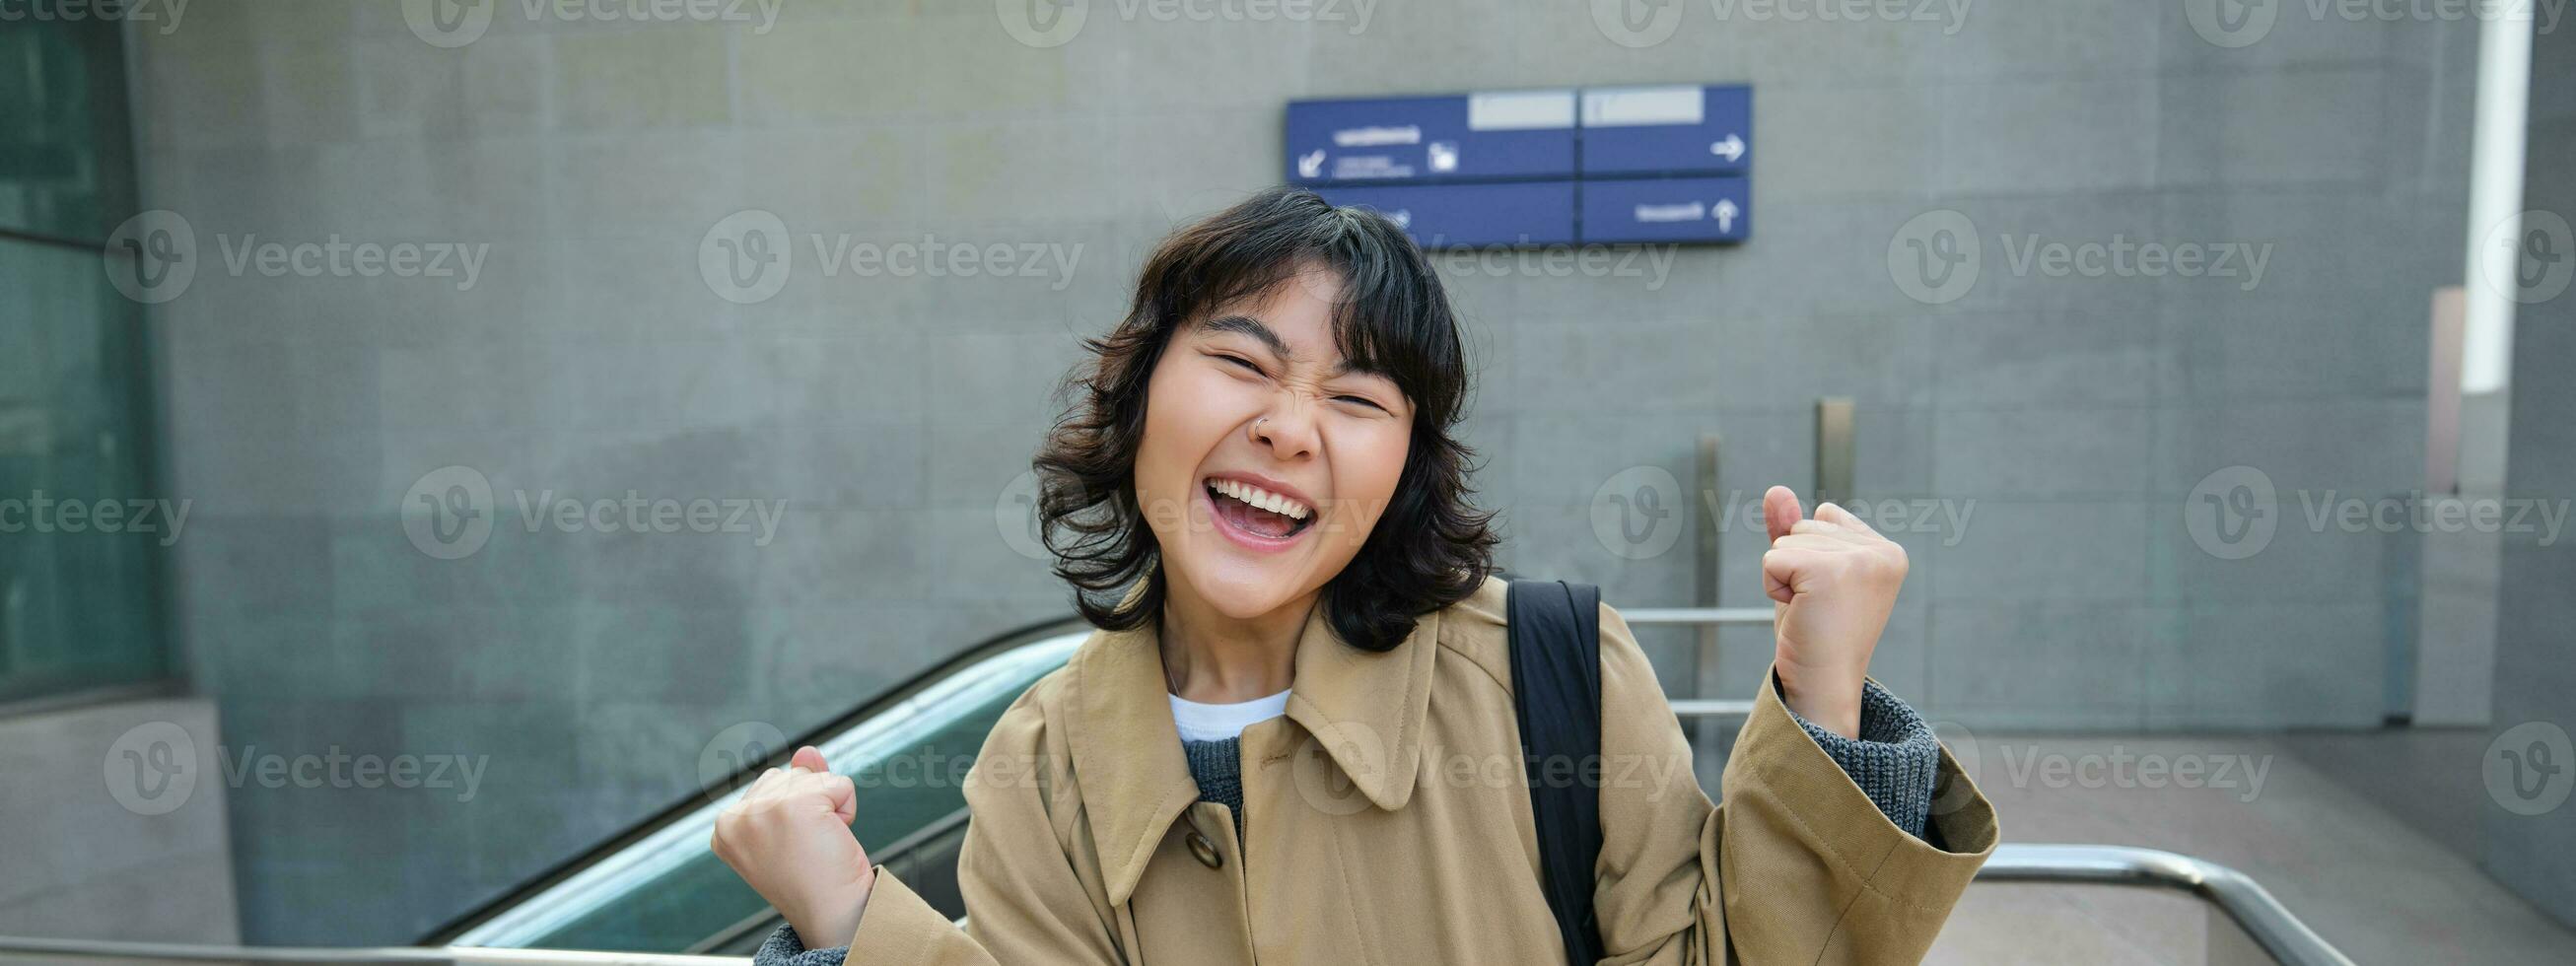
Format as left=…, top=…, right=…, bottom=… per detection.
left=1427, top=141, right=1459, bottom=172
left=1635, top=202, right=1706, bottom=223
left=1582, top=86, right=1705, bottom=128
left=1334, top=125, right=1422, bottom=147
left=1468, top=90, right=1576, bottom=131
left=1334, top=156, right=1415, bottom=179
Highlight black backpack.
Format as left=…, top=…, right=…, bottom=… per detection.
left=1506, top=579, right=1607, bottom=966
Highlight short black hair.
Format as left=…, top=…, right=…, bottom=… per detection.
left=1030, top=185, right=1497, bottom=652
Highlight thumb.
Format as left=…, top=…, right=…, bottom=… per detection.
left=791, top=744, right=828, bottom=773
left=1763, top=485, right=1804, bottom=544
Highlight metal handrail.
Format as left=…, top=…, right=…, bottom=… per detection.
left=0, top=844, right=2351, bottom=966
left=0, top=937, right=736, bottom=964
left=1981, top=844, right=2356, bottom=966
left=1620, top=606, right=1774, bottom=625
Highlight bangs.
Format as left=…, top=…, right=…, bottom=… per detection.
left=1140, top=191, right=1468, bottom=429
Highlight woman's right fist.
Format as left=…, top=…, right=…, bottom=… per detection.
left=711, top=745, right=876, bottom=948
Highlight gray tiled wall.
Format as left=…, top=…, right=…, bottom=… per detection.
left=120, top=0, right=2476, bottom=943
left=2488, top=1, right=2576, bottom=931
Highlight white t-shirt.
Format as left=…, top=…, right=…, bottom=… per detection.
left=1168, top=688, right=1292, bottom=742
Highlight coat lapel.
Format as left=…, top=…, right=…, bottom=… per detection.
left=1068, top=592, right=1441, bottom=907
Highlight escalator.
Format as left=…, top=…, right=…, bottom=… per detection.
left=422, top=615, right=1092, bottom=955
left=0, top=612, right=2356, bottom=965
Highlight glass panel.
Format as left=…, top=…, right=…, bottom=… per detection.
left=0, top=12, right=163, bottom=704
left=0, top=16, right=138, bottom=242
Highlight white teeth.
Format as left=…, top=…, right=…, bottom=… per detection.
left=1209, top=478, right=1309, bottom=520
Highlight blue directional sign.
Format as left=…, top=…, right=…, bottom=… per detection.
left=1286, top=83, right=1753, bottom=248
left=1579, top=85, right=1751, bottom=177
left=1286, top=90, right=1576, bottom=184
left=1580, top=176, right=1749, bottom=244
left=1312, top=181, right=1576, bottom=248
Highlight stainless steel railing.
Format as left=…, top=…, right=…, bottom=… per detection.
left=1980, top=845, right=2357, bottom=966
left=0, top=844, right=2351, bottom=966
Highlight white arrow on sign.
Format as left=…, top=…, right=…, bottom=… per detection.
left=1297, top=150, right=1326, bottom=178
left=1712, top=198, right=1738, bottom=233
left=1710, top=134, right=1745, bottom=163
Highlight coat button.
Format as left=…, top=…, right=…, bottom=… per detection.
left=1185, top=831, right=1223, bottom=868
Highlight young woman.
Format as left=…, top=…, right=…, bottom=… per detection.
left=712, top=187, right=1997, bottom=965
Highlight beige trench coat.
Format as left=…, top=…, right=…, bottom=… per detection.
left=837, top=575, right=1997, bottom=964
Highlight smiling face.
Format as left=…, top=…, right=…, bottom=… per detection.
left=1132, top=265, right=1415, bottom=622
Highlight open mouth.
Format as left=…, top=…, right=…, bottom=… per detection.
left=1204, top=476, right=1315, bottom=542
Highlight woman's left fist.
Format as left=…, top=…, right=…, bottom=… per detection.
left=1760, top=485, right=1907, bottom=738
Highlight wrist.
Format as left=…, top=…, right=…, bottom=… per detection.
left=1775, top=669, right=1862, bottom=739
left=789, top=868, right=876, bottom=950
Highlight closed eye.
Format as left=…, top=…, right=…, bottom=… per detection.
left=1336, top=395, right=1387, bottom=412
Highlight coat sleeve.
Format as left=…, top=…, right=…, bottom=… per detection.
left=1588, top=603, right=1998, bottom=966
left=836, top=690, right=1126, bottom=965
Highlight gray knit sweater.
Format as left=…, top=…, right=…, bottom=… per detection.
left=759, top=679, right=1944, bottom=964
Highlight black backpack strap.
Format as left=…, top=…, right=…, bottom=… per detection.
left=1507, top=579, right=1607, bottom=966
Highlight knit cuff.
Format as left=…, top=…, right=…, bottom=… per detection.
left=755, top=922, right=850, bottom=966
left=1777, top=676, right=1941, bottom=839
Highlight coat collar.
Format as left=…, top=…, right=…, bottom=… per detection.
left=1066, top=591, right=1441, bottom=906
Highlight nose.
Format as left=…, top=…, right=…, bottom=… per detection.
left=1249, top=402, right=1319, bottom=460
